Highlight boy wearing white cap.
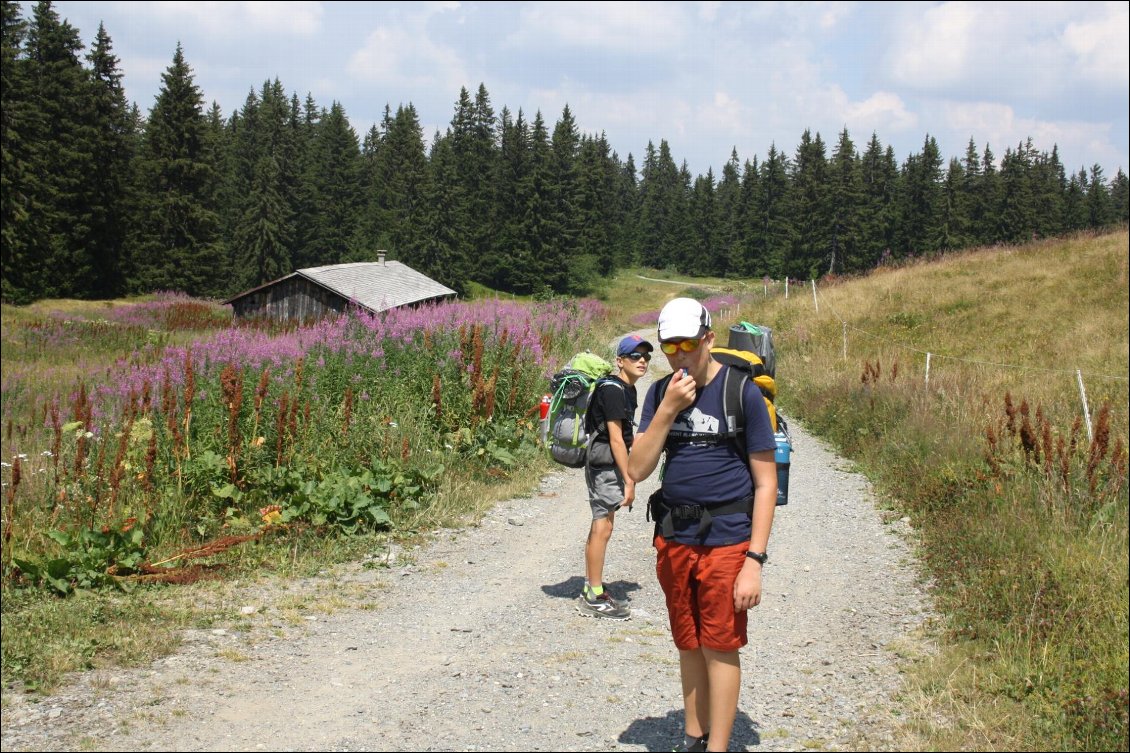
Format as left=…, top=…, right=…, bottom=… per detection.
left=628, top=298, right=777, bottom=752
left=576, top=333, right=654, bottom=620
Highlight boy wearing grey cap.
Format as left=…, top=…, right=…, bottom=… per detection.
left=577, top=334, right=653, bottom=620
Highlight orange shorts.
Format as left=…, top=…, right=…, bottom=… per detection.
left=654, top=535, right=748, bottom=652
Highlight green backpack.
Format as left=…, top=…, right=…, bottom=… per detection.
left=546, top=352, right=613, bottom=468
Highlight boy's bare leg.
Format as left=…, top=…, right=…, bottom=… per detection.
left=584, top=512, right=614, bottom=589
left=678, top=648, right=711, bottom=739
left=702, top=647, right=741, bottom=751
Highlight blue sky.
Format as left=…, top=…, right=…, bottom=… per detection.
left=27, top=1, right=1130, bottom=180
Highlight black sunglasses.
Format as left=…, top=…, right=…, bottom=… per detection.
left=622, top=352, right=651, bottom=362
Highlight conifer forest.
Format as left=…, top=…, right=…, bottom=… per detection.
left=3, top=1, right=1128, bottom=305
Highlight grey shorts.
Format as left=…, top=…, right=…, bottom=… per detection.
left=585, top=464, right=624, bottom=520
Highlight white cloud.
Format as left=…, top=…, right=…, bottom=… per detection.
left=145, top=1, right=324, bottom=37
left=513, top=1, right=686, bottom=52
left=887, top=1, right=977, bottom=88
left=842, top=91, right=918, bottom=134
left=347, top=23, right=467, bottom=94
left=1063, top=3, right=1130, bottom=85
left=940, top=100, right=1118, bottom=171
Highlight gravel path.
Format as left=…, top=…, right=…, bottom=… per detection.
left=1, top=335, right=936, bottom=752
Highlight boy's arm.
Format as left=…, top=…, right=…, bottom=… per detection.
left=605, top=419, right=634, bottom=508
left=628, top=371, right=696, bottom=482
left=734, top=451, right=777, bottom=611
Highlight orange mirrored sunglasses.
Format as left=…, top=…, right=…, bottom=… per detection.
left=659, top=338, right=703, bottom=355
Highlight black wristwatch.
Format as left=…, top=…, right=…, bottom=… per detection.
left=745, top=551, right=768, bottom=565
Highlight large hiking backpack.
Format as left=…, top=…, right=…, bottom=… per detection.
left=726, top=322, right=776, bottom=378
left=654, top=333, right=793, bottom=505
left=546, top=352, right=614, bottom=468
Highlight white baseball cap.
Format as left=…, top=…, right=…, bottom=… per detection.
left=657, top=298, right=712, bottom=341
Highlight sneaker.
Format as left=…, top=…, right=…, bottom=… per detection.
left=576, top=590, right=630, bottom=620
left=672, top=733, right=709, bottom=752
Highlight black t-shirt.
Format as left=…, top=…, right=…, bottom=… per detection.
left=587, top=376, right=638, bottom=450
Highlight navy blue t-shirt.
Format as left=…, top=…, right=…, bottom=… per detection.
left=638, top=365, right=776, bottom=546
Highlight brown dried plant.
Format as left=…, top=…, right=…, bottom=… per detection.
left=432, top=374, right=443, bottom=423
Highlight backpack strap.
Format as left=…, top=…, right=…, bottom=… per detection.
left=586, top=376, right=625, bottom=436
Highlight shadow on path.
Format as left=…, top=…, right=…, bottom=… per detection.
left=619, top=707, right=763, bottom=751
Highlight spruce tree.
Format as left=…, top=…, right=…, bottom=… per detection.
left=856, top=135, right=896, bottom=266
left=305, top=102, right=361, bottom=265
left=1110, top=169, right=1129, bottom=224
left=22, top=0, right=96, bottom=298
left=828, top=128, right=864, bottom=273
left=0, top=0, right=33, bottom=302
left=85, top=22, right=135, bottom=297
left=1086, top=164, right=1113, bottom=228
left=787, top=129, right=831, bottom=277
left=549, top=105, right=584, bottom=293
left=758, top=144, right=794, bottom=278
left=127, top=44, right=224, bottom=297
left=998, top=141, right=1037, bottom=243
left=417, top=133, right=467, bottom=294
left=714, top=150, right=742, bottom=276
left=691, top=169, right=721, bottom=275
left=489, top=107, right=530, bottom=290
left=733, top=156, right=762, bottom=277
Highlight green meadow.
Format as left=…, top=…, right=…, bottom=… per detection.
left=2, top=230, right=1127, bottom=751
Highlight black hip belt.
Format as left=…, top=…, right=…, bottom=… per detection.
left=647, top=491, right=752, bottom=539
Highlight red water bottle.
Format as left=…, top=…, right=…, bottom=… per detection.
left=539, top=394, right=551, bottom=443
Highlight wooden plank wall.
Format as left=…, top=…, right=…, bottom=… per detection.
left=231, top=278, right=350, bottom=321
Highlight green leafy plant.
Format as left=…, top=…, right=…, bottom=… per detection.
left=14, top=524, right=147, bottom=595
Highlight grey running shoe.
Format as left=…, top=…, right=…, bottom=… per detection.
left=576, top=590, right=630, bottom=620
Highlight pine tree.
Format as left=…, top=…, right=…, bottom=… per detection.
left=127, top=44, right=224, bottom=297
left=787, top=129, right=831, bottom=277
left=714, top=150, right=742, bottom=276
left=362, top=103, right=429, bottom=264
left=758, top=144, right=794, bottom=278
left=998, top=140, right=1037, bottom=243
left=857, top=134, right=897, bottom=267
left=22, top=0, right=97, bottom=298
left=574, top=133, right=615, bottom=278
left=637, top=140, right=684, bottom=270
left=516, top=110, right=556, bottom=295
left=894, top=134, right=944, bottom=257
left=305, top=102, right=362, bottom=265
left=938, top=157, right=966, bottom=251
left=85, top=22, right=136, bottom=297
left=1063, top=169, right=1089, bottom=232
left=1032, top=145, right=1066, bottom=239
left=233, top=154, right=292, bottom=289
left=611, top=152, right=640, bottom=269
left=489, top=107, right=530, bottom=290
left=548, top=104, right=584, bottom=293
left=415, top=132, right=466, bottom=294
left=1110, top=169, right=1129, bottom=224
left=691, top=169, right=721, bottom=275
left=978, top=144, right=1002, bottom=243
left=733, top=156, right=762, bottom=277
left=1086, top=164, right=1113, bottom=229
left=0, top=0, right=34, bottom=302
left=827, top=128, right=863, bottom=273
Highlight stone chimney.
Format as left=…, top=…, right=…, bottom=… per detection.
left=377, top=250, right=386, bottom=265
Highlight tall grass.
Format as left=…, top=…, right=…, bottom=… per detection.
left=1, top=292, right=607, bottom=686
left=736, top=230, right=1128, bottom=751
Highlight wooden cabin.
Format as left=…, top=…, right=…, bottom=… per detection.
left=223, top=253, right=457, bottom=322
